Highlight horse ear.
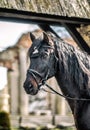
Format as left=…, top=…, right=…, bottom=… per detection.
left=43, top=32, right=53, bottom=46
left=30, top=32, right=36, bottom=42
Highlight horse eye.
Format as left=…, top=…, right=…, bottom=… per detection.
left=40, top=51, right=48, bottom=59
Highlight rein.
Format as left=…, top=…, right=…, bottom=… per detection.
left=41, top=83, right=90, bottom=101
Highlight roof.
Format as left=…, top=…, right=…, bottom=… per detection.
left=0, top=0, right=90, bottom=19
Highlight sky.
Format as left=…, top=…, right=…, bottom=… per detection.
left=0, top=21, right=39, bottom=51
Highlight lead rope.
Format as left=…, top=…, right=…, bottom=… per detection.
left=40, top=82, right=90, bottom=101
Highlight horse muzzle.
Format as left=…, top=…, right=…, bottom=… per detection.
left=23, top=80, right=38, bottom=95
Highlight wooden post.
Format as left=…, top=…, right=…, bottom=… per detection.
left=8, top=61, right=19, bottom=114
left=49, top=77, right=57, bottom=125
left=61, top=98, right=66, bottom=116
left=19, top=47, right=29, bottom=115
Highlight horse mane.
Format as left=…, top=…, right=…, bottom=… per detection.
left=47, top=32, right=90, bottom=97
left=28, top=30, right=90, bottom=96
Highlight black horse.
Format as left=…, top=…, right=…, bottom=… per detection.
left=24, top=31, right=90, bottom=130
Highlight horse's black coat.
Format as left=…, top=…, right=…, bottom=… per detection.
left=24, top=31, right=90, bottom=130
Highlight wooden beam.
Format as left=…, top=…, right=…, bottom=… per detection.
left=0, top=8, right=90, bottom=25
left=62, top=23, right=90, bottom=54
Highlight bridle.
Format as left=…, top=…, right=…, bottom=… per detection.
left=27, top=43, right=58, bottom=89
left=27, top=42, right=90, bottom=101
left=27, top=68, right=50, bottom=89
left=27, top=40, right=58, bottom=90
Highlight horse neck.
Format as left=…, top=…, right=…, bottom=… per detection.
left=55, top=41, right=81, bottom=99
left=55, top=39, right=90, bottom=95
left=54, top=39, right=90, bottom=113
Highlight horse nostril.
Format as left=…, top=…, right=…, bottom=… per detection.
left=29, top=84, right=32, bottom=88
left=29, top=84, right=33, bottom=91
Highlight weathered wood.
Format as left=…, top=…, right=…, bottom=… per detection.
left=63, top=23, right=90, bottom=54
left=77, top=25, right=90, bottom=47
left=0, top=0, right=90, bottom=18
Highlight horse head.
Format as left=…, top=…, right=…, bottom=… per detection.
left=23, top=32, right=58, bottom=95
